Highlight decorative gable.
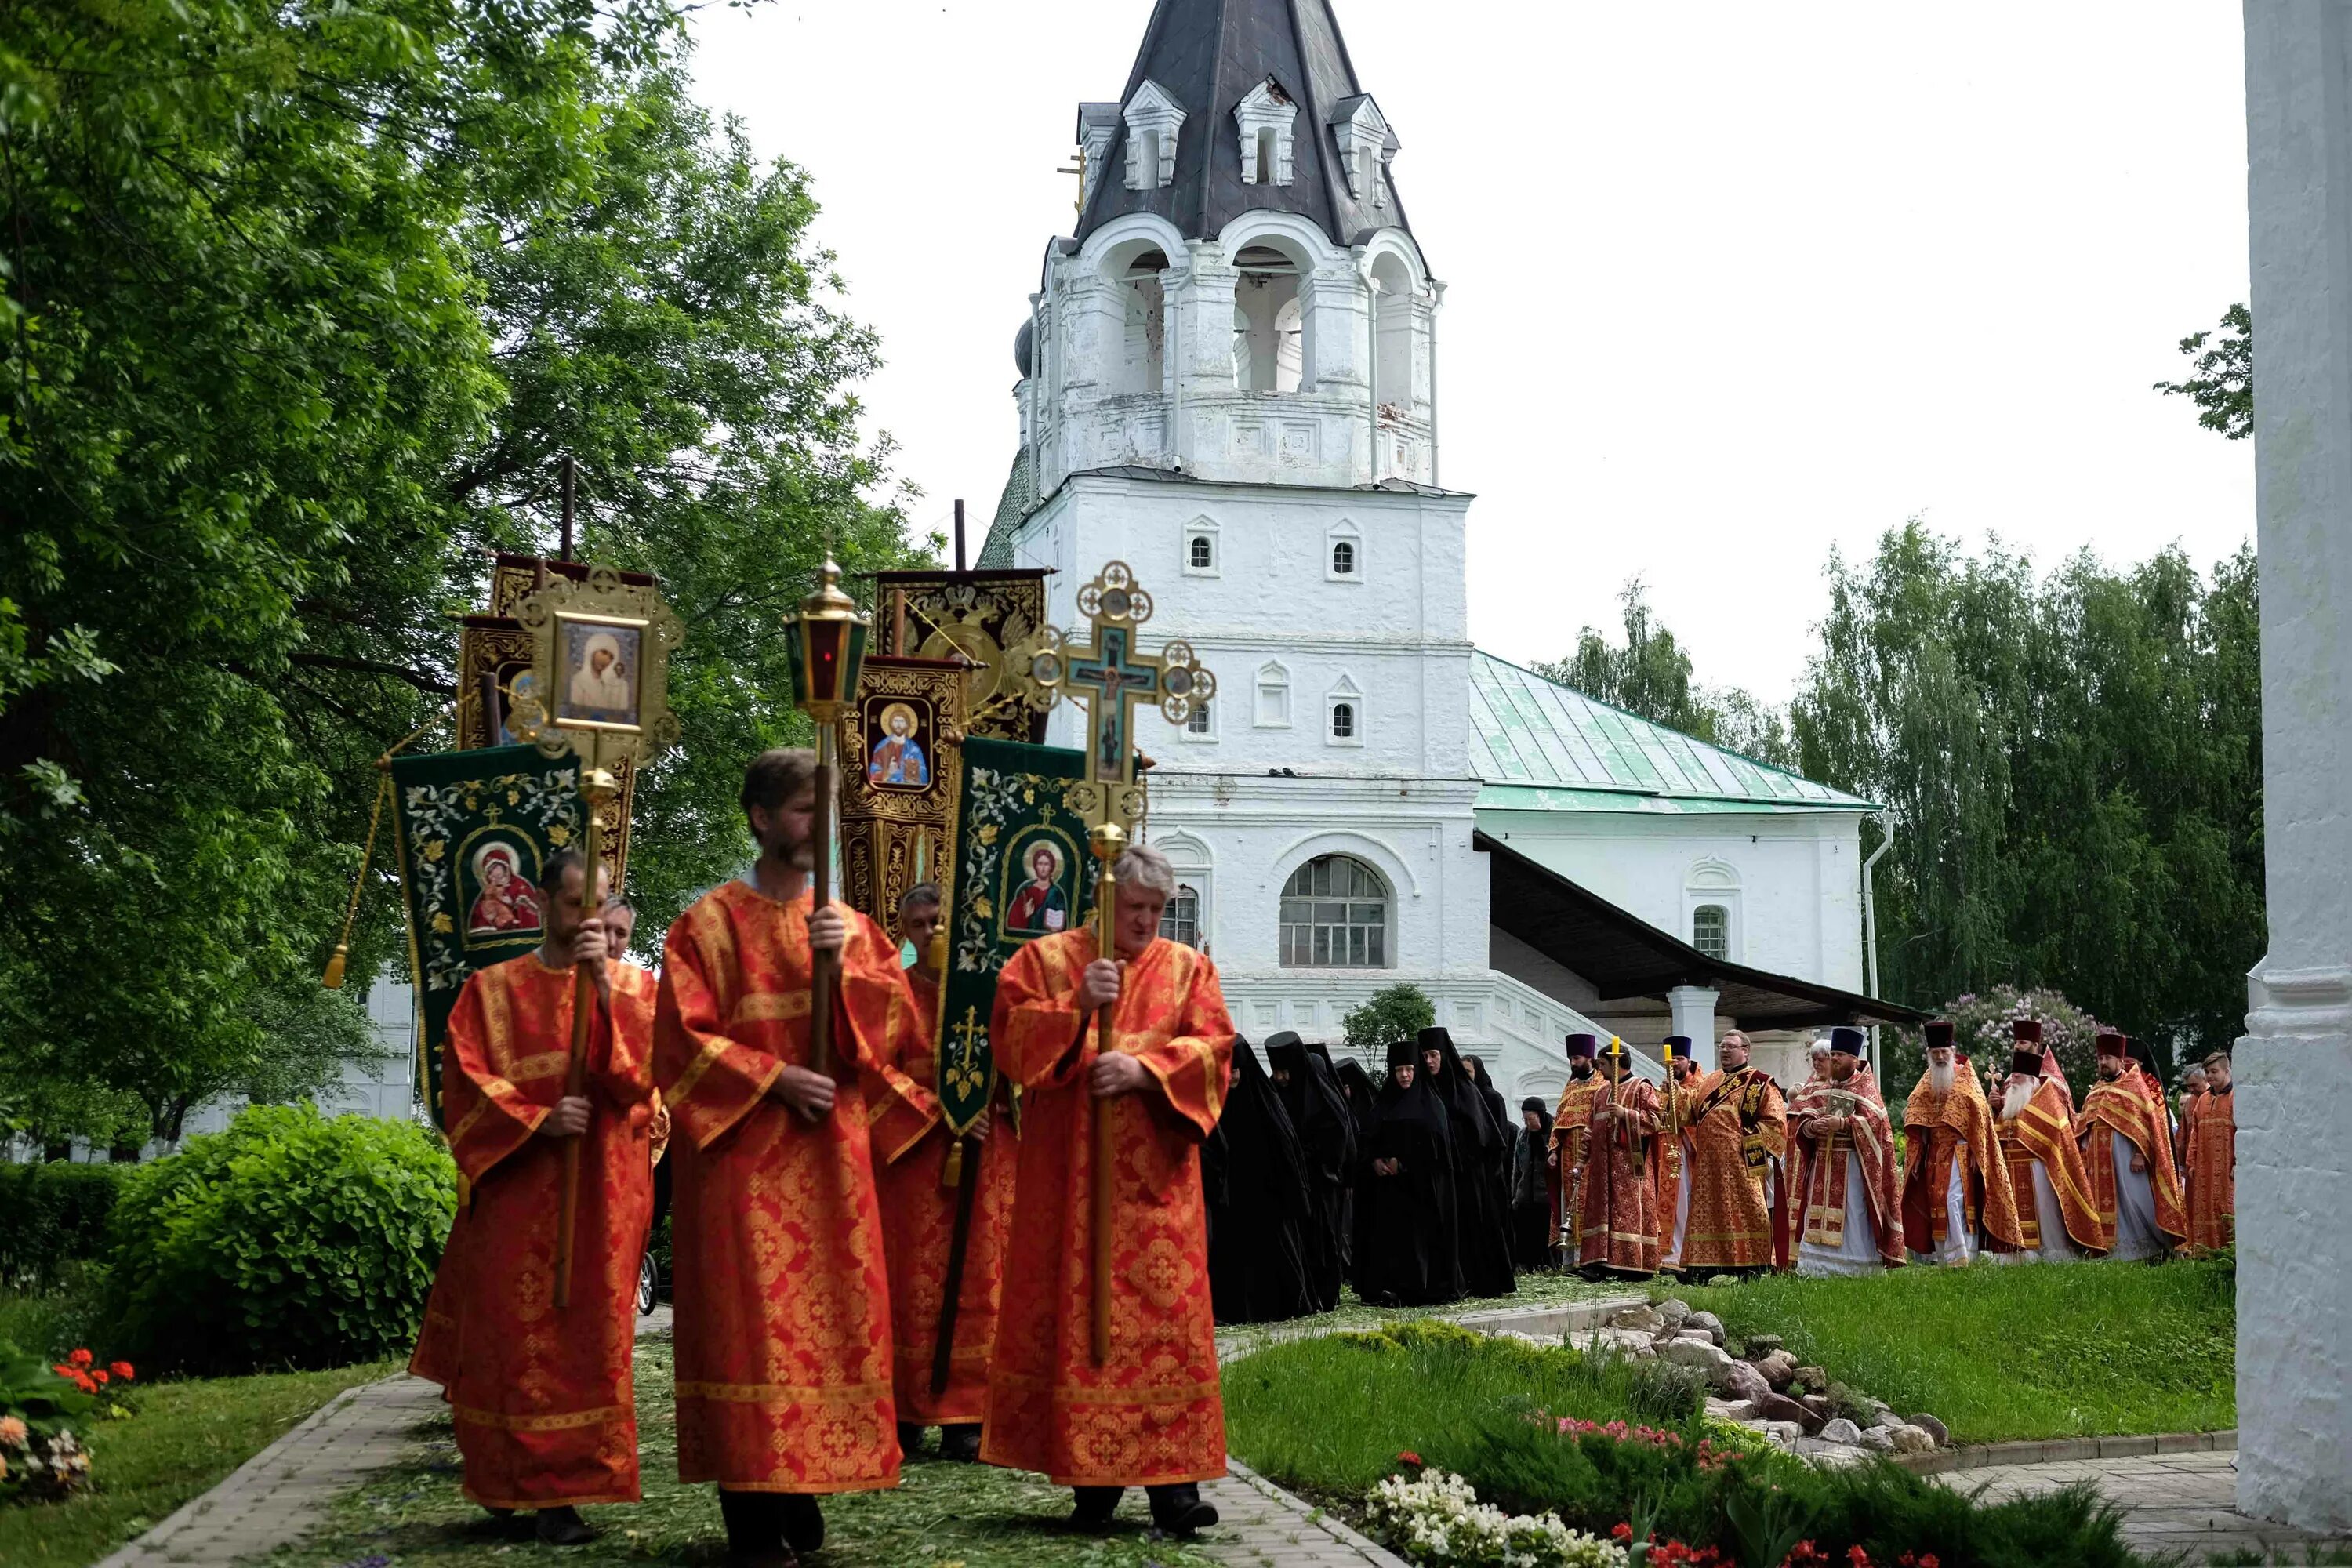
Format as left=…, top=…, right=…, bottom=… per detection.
left=1077, top=103, right=1121, bottom=209
left=1234, top=77, right=1298, bottom=187
left=1123, top=79, right=1186, bottom=191
left=1330, top=94, right=1392, bottom=205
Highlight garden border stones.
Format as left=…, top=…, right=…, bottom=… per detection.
left=1893, top=1428, right=2238, bottom=1476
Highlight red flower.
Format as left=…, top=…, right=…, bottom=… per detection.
left=1396, top=1450, right=1422, bottom=1467
left=69, top=1348, right=93, bottom=1367
left=53, top=1364, right=74, bottom=1378
left=91, top=1370, right=108, bottom=1387
left=111, top=1362, right=135, bottom=1382
left=1849, top=1549, right=1874, bottom=1567
left=1612, top=1523, right=1634, bottom=1541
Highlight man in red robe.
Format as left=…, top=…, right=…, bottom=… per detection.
left=2182, top=1051, right=2235, bottom=1255
left=983, top=842, right=1234, bottom=1536
left=411, top=851, right=655, bottom=1545
left=872, top=881, right=1018, bottom=1464
left=1790, top=1028, right=1905, bottom=1276
left=2078, top=1031, right=2187, bottom=1261
left=1674, top=1032, right=1786, bottom=1277
left=1548, top=1034, right=1608, bottom=1259
left=1900, top=1020, right=2022, bottom=1265
left=1987, top=1021, right=2104, bottom=1262
left=1575, top=1047, right=1661, bottom=1277
left=655, top=750, right=936, bottom=1566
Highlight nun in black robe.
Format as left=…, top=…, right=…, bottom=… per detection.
left=1206, top=1036, right=1316, bottom=1323
left=1421, top=1028, right=1516, bottom=1298
left=1265, top=1032, right=1356, bottom=1312
left=1509, top=1094, right=1556, bottom=1269
left=1356, top=1039, right=1463, bottom=1306
left=1331, top=1056, right=1381, bottom=1287
left=1462, top=1054, right=1518, bottom=1270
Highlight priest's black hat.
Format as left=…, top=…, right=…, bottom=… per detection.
left=1831, top=1025, right=1866, bottom=1058
left=1565, top=1033, right=1599, bottom=1059
left=1925, top=1019, right=1955, bottom=1050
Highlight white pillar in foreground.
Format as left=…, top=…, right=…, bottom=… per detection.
left=1666, top=985, right=1721, bottom=1072
left=2239, top=1, right=2352, bottom=1531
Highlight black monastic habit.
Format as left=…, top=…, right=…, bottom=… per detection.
left=1206, top=1037, right=1316, bottom=1323
left=1266, top=1032, right=1356, bottom=1312
left=1423, top=1029, right=1515, bottom=1298
left=1355, top=1039, right=1462, bottom=1306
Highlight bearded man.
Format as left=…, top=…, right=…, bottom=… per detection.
left=1788, top=1029, right=1904, bottom=1276
left=1987, top=1020, right=2102, bottom=1262
left=655, top=750, right=938, bottom=1566
left=1673, top=1030, right=1784, bottom=1277
left=1658, top=1049, right=1703, bottom=1272
left=1899, top=1021, right=2020, bottom=1265
left=411, top=851, right=655, bottom=1544
left=2181, top=1051, right=2235, bottom=1256
left=1548, top=1034, right=1608, bottom=1258
left=983, top=843, right=1234, bottom=1536
left=2078, top=1032, right=2187, bottom=1261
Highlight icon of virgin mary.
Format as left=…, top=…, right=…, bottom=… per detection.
left=466, top=844, right=546, bottom=935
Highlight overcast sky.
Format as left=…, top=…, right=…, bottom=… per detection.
left=689, top=2, right=2252, bottom=704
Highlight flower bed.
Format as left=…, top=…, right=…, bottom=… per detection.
left=2, top=1341, right=133, bottom=1501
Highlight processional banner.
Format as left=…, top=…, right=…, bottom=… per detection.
left=836, top=655, right=969, bottom=939
left=870, top=568, right=1051, bottom=743
left=935, top=736, right=1097, bottom=1131
left=389, top=744, right=586, bottom=1125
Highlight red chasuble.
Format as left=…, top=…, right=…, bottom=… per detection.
left=410, top=956, right=656, bottom=1510
left=1671, top=1068, right=1785, bottom=1270
left=1576, top=1080, right=1662, bottom=1275
left=2182, top=1087, right=2235, bottom=1255
left=654, top=880, right=935, bottom=1494
left=1899, top=1073, right=2023, bottom=1254
left=870, top=977, right=1020, bottom=1426
left=981, top=931, right=1234, bottom=1488
left=2078, top=1078, right=2189, bottom=1252
left=1788, top=1084, right=1906, bottom=1266
left=1548, top=1077, right=1609, bottom=1248
left=1987, top=1078, right=2105, bottom=1254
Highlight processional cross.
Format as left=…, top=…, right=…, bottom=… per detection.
left=1025, top=561, right=1212, bottom=1363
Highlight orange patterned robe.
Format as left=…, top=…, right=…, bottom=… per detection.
left=655, top=881, right=935, bottom=1494
left=411, top=956, right=656, bottom=1510
left=2078, top=1077, right=2187, bottom=1257
left=1673, top=1068, right=1785, bottom=1270
left=1549, top=1076, right=1610, bottom=1247
left=1989, top=1077, right=2103, bottom=1255
left=2182, top=1086, right=2235, bottom=1255
left=871, top=974, right=1020, bottom=1428
left=1788, top=1083, right=1905, bottom=1271
left=1576, top=1080, right=1661, bottom=1275
left=982, top=932, right=1234, bottom=1488
left=1899, top=1073, right=2023, bottom=1258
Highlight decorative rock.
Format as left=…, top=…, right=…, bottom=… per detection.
left=1818, top=1417, right=1864, bottom=1446
left=1858, top=1425, right=1898, bottom=1453
left=1714, top=1359, right=1771, bottom=1404
left=1794, top=1365, right=1829, bottom=1391
left=1759, top=1392, right=1812, bottom=1430
left=1608, top=1305, right=1664, bottom=1333
left=1705, top=1397, right=1759, bottom=1422
left=1762, top=1421, right=1805, bottom=1446
left=1799, top=1394, right=1833, bottom=1418
left=1752, top=1350, right=1798, bottom=1390
left=1661, top=1337, right=1734, bottom=1373
left=1657, top=1298, right=1693, bottom=1330
left=1887, top=1424, right=1937, bottom=1454
left=1907, top=1414, right=1950, bottom=1449
left=1742, top=1333, right=1785, bottom=1356
left=1686, top=1309, right=1727, bottom=1345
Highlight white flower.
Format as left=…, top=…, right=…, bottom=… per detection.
left=1367, top=1468, right=1628, bottom=1567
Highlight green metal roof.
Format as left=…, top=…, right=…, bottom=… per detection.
left=1468, top=652, right=1877, bottom=815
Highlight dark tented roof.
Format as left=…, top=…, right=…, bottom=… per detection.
left=1077, top=0, right=1413, bottom=252
left=1475, top=832, right=1926, bottom=1032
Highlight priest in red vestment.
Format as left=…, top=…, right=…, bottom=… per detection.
left=982, top=842, right=1234, bottom=1537
left=655, top=750, right=938, bottom=1566
left=873, top=881, right=1018, bottom=1463
left=1900, top=1020, right=2023, bottom=1264
left=2078, top=1032, right=2187, bottom=1261
left=2182, top=1051, right=2236, bottom=1255
left=1548, top=1034, right=1609, bottom=1258
left=411, top=851, right=656, bottom=1546
left=1574, top=1047, right=1662, bottom=1277
left=1790, top=1028, right=1905, bottom=1276
left=1673, top=1032, right=1785, bottom=1276
left=1986, top=1021, right=2104, bottom=1262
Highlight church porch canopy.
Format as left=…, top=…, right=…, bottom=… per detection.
left=1473, top=831, right=1925, bottom=1032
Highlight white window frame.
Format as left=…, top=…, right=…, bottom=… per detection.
left=1682, top=859, right=1743, bottom=964
left=1154, top=835, right=1214, bottom=954
left=1278, top=853, right=1391, bottom=970
left=1181, top=691, right=1217, bottom=742
left=1325, top=674, right=1363, bottom=747
left=1123, top=80, right=1186, bottom=191
left=1234, top=78, right=1298, bottom=187
left=1254, top=660, right=1293, bottom=728
left=1327, top=519, right=1363, bottom=583
left=1182, top=516, right=1220, bottom=577
left=1161, top=882, right=1203, bottom=948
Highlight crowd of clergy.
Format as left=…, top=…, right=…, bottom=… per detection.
left=401, top=742, right=2239, bottom=1564
left=1206, top=1016, right=2238, bottom=1322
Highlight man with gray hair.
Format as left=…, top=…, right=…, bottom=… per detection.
left=981, top=837, right=1236, bottom=1535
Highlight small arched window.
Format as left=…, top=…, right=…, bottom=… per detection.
left=1255, top=128, right=1276, bottom=185
left=1332, top=539, right=1355, bottom=575
left=1692, top=904, right=1730, bottom=960
left=1280, top=855, right=1388, bottom=967
left=1185, top=699, right=1212, bottom=735
left=1161, top=884, right=1202, bottom=948
left=1189, top=535, right=1213, bottom=568
left=1330, top=702, right=1354, bottom=739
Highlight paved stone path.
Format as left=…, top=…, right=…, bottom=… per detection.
left=1200, top=1461, right=1405, bottom=1567
left=1943, top=1447, right=2352, bottom=1563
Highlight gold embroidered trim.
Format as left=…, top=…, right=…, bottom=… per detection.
left=454, top=1403, right=632, bottom=1434
left=676, top=1379, right=892, bottom=1403
left=506, top=1051, right=572, bottom=1083
left=989, top=1372, right=1221, bottom=1406
left=737, top=992, right=814, bottom=1024
left=666, top=1036, right=731, bottom=1107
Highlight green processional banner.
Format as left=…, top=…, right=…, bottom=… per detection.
left=940, top=736, right=1097, bottom=1131
left=390, top=745, right=586, bottom=1125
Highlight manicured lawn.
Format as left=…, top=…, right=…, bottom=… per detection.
left=1213, top=1269, right=1635, bottom=1361
left=1663, top=1256, right=2236, bottom=1444
left=278, top=1327, right=1221, bottom=1568
left=0, top=1360, right=395, bottom=1567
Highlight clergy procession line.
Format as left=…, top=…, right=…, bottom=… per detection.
left=410, top=748, right=1237, bottom=1566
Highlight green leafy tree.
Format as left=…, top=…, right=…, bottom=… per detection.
left=1342, top=983, right=1437, bottom=1051
left=2154, top=303, right=2252, bottom=440
left=1537, top=579, right=1798, bottom=768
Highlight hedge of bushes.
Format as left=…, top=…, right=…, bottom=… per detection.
left=103, top=1103, right=456, bottom=1374
left=0, top=1162, right=130, bottom=1290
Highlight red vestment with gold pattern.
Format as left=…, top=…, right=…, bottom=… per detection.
left=2182, top=1086, right=2235, bottom=1255
left=655, top=881, right=935, bottom=1494
left=1987, top=1078, right=2104, bottom=1254
left=411, top=956, right=656, bottom=1510
left=1788, top=1082, right=1906, bottom=1268
left=1671, top=1068, right=1784, bottom=1270
left=870, top=971, right=1020, bottom=1426
left=1548, top=1076, right=1609, bottom=1247
left=981, top=931, right=1234, bottom=1488
left=1899, top=1073, right=2024, bottom=1254
left=1576, top=1080, right=1661, bottom=1275
left=2078, top=1078, right=2188, bottom=1254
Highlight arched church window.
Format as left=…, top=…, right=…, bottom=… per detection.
left=1692, top=904, right=1729, bottom=960
left=1331, top=539, right=1355, bottom=575
left=1232, top=245, right=1304, bottom=394
left=1189, top=534, right=1213, bottom=569
left=1161, top=884, right=1201, bottom=949
left=1186, top=699, right=1212, bottom=735
left=1279, top=855, right=1388, bottom=968
left=1330, top=702, right=1354, bottom=739
left=1255, top=128, right=1275, bottom=186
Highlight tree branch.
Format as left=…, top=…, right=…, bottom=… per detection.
left=286, top=654, right=456, bottom=695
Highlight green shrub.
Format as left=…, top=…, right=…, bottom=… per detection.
left=0, top=1262, right=109, bottom=1360
left=1624, top=1358, right=1708, bottom=1426
left=104, top=1103, right=456, bottom=1374
left=0, top=1162, right=129, bottom=1289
